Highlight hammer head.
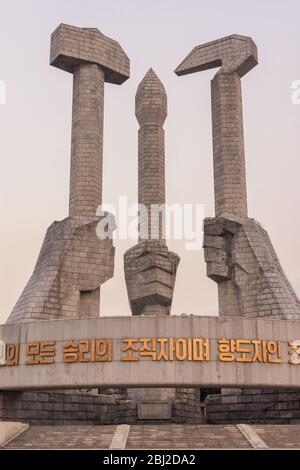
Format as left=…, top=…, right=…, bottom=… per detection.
left=50, top=24, right=130, bottom=84
left=175, top=34, right=257, bottom=78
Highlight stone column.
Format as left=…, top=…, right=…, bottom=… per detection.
left=70, top=63, right=104, bottom=217
left=67, top=63, right=105, bottom=315
left=136, top=68, right=166, bottom=242
left=211, top=73, right=247, bottom=217
left=124, top=69, right=179, bottom=316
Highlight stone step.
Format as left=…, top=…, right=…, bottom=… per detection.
left=5, top=425, right=116, bottom=449
left=5, top=424, right=300, bottom=449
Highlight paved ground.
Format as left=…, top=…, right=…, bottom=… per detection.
left=4, top=424, right=300, bottom=449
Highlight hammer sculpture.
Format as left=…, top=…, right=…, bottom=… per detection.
left=176, top=35, right=300, bottom=319
left=176, top=34, right=257, bottom=218
left=51, top=24, right=129, bottom=216
left=7, top=24, right=130, bottom=322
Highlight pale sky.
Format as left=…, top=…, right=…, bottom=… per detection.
left=0, top=0, right=300, bottom=324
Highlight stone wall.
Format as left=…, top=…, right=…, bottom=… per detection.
left=0, top=390, right=137, bottom=426
left=205, top=389, right=300, bottom=424
left=128, top=387, right=176, bottom=403
left=127, top=387, right=204, bottom=423
left=173, top=388, right=204, bottom=423
left=0, top=387, right=203, bottom=425
left=2, top=387, right=298, bottom=426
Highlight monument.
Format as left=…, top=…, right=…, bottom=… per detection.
left=1, top=27, right=300, bottom=430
